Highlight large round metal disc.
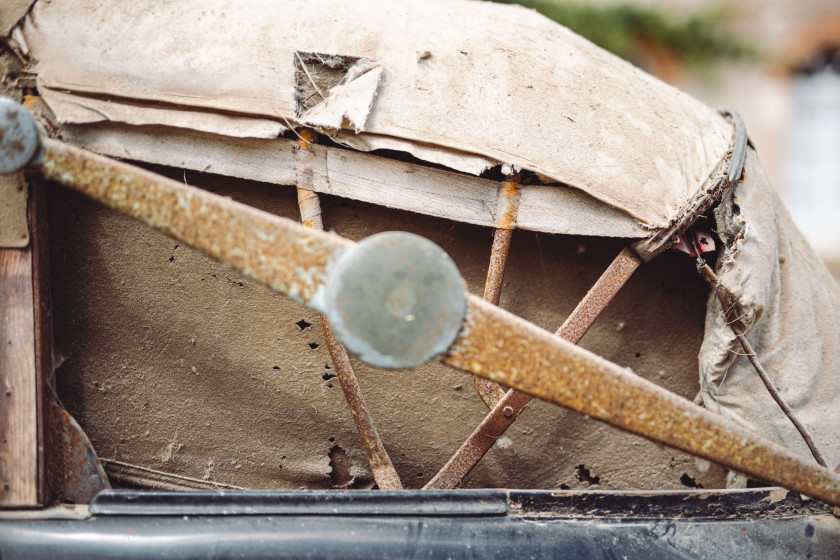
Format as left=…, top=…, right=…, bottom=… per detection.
left=324, top=232, right=466, bottom=370
left=0, top=98, right=39, bottom=175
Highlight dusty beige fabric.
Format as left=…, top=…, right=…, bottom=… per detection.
left=40, top=89, right=285, bottom=139
left=0, top=0, right=33, bottom=35
left=22, top=0, right=731, bottom=229
left=700, top=149, right=840, bottom=469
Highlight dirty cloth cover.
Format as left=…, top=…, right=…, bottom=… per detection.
left=21, top=0, right=731, bottom=230
left=14, top=0, right=840, bottom=474
left=700, top=150, right=840, bottom=472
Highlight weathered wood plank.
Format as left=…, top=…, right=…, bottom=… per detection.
left=0, top=246, right=38, bottom=506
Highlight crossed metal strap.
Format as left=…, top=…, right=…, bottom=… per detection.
left=3, top=98, right=840, bottom=505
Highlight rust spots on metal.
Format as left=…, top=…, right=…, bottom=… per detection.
left=482, top=228, right=514, bottom=307
left=473, top=228, right=514, bottom=408
left=297, top=184, right=402, bottom=490
left=297, top=187, right=324, bottom=231
left=297, top=127, right=317, bottom=150
left=494, top=178, right=521, bottom=230
left=37, top=138, right=351, bottom=308
left=474, top=175, right=521, bottom=408
left=424, top=387, right=533, bottom=490
left=441, top=295, right=840, bottom=505
left=428, top=247, right=640, bottom=489
left=48, top=399, right=110, bottom=504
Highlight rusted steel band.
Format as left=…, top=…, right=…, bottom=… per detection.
left=37, top=138, right=351, bottom=307
left=320, top=317, right=403, bottom=489
left=474, top=175, right=520, bottom=408
left=424, top=388, right=533, bottom=490
left=474, top=227, right=514, bottom=408
left=483, top=228, right=514, bottom=306
left=296, top=182, right=403, bottom=490
left=556, top=247, right=642, bottom=342
left=427, top=247, right=641, bottom=489
left=493, top=178, right=521, bottom=231
left=441, top=297, right=840, bottom=504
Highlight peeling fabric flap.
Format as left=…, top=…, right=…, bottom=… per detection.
left=295, top=52, right=382, bottom=133
left=39, top=87, right=286, bottom=139
left=699, top=149, right=840, bottom=470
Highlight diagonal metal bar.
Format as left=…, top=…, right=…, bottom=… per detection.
left=39, top=138, right=350, bottom=305
left=441, top=296, right=840, bottom=503
left=425, top=247, right=642, bottom=489
left=22, top=136, right=840, bottom=505
left=695, top=252, right=827, bottom=468
left=296, top=131, right=402, bottom=490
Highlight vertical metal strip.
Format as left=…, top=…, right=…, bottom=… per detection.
left=474, top=176, right=520, bottom=408
left=296, top=131, right=403, bottom=490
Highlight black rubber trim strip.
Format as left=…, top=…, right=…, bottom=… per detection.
left=89, top=488, right=509, bottom=516
left=1, top=510, right=836, bottom=560
left=720, top=109, right=748, bottom=183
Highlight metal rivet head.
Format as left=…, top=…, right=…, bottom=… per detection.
left=503, top=406, right=514, bottom=418
left=324, top=231, right=466, bottom=370
left=0, top=97, right=40, bottom=175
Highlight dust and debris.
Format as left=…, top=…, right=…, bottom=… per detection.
left=202, top=459, right=215, bottom=480
left=156, top=431, right=182, bottom=463
left=496, top=436, right=513, bottom=450
left=328, top=445, right=353, bottom=488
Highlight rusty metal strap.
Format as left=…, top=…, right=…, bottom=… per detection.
left=426, top=247, right=641, bottom=489
left=442, top=299, right=840, bottom=503
left=38, top=138, right=351, bottom=307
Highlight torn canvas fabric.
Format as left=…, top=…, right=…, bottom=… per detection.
left=700, top=150, right=840, bottom=469
left=22, top=0, right=731, bottom=230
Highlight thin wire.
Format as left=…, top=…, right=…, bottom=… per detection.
left=691, top=237, right=827, bottom=467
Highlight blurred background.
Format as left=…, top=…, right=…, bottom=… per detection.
left=497, top=0, right=840, bottom=276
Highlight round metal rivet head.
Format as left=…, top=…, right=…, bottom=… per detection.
left=503, top=406, right=514, bottom=418
left=0, top=97, right=40, bottom=175
left=324, top=231, right=466, bottom=370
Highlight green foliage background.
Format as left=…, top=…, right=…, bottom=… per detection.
left=494, top=1, right=756, bottom=73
